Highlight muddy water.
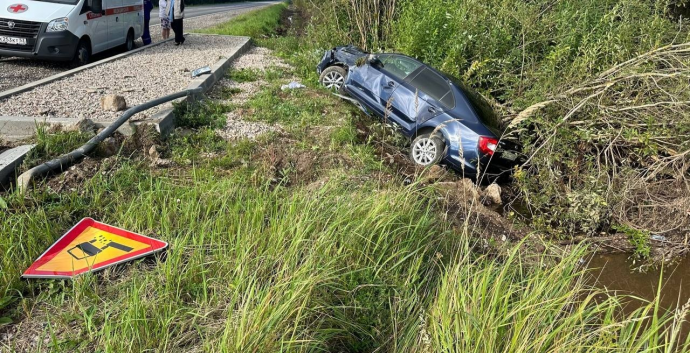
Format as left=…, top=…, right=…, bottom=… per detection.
left=587, top=253, right=690, bottom=314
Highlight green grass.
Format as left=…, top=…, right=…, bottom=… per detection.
left=2, top=3, right=690, bottom=352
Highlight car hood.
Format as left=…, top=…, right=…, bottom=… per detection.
left=1, top=0, right=73, bottom=22
left=332, top=45, right=368, bottom=67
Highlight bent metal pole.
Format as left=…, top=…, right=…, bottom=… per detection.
left=17, top=87, right=203, bottom=192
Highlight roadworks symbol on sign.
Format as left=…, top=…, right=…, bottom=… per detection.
left=23, top=218, right=168, bottom=279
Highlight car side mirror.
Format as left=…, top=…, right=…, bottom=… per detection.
left=366, top=54, right=382, bottom=67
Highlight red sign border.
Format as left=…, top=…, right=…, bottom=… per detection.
left=22, top=218, right=168, bottom=279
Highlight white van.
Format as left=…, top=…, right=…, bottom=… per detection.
left=0, top=0, right=143, bottom=65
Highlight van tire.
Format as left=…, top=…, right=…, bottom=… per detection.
left=71, top=40, right=91, bottom=68
left=124, top=30, right=135, bottom=51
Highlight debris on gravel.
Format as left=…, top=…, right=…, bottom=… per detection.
left=0, top=35, right=247, bottom=122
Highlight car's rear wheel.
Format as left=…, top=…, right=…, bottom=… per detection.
left=410, top=133, right=445, bottom=167
left=319, top=66, right=347, bottom=93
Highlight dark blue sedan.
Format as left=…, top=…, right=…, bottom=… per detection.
left=317, top=45, right=524, bottom=178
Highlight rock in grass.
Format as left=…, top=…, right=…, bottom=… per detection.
left=483, top=183, right=502, bottom=205
left=100, top=95, right=127, bottom=112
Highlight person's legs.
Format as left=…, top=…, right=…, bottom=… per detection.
left=161, top=19, right=169, bottom=39
left=175, top=19, right=184, bottom=44
left=171, top=19, right=183, bottom=44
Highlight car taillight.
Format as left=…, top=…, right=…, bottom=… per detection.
left=478, top=136, right=498, bottom=156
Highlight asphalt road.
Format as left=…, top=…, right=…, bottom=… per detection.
left=0, top=1, right=280, bottom=93
left=150, top=1, right=279, bottom=25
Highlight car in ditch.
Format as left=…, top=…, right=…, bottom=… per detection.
left=317, top=45, right=525, bottom=179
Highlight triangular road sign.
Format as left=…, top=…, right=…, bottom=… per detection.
left=23, top=218, right=168, bottom=279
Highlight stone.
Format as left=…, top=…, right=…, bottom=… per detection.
left=458, top=178, right=480, bottom=201
left=148, top=145, right=160, bottom=160
left=100, top=95, right=127, bottom=112
left=65, top=118, right=97, bottom=133
left=483, top=183, right=502, bottom=205
left=99, top=137, right=119, bottom=156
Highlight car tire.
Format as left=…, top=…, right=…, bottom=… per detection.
left=319, top=66, right=348, bottom=93
left=124, top=29, right=135, bottom=51
left=410, top=132, right=445, bottom=167
left=71, top=40, right=91, bottom=68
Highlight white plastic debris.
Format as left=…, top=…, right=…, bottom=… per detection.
left=651, top=234, right=667, bottom=242
left=281, top=81, right=306, bottom=90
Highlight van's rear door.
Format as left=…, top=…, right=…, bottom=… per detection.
left=106, top=0, right=123, bottom=48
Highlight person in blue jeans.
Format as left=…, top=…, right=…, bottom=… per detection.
left=142, top=0, right=153, bottom=45
left=165, top=0, right=185, bottom=45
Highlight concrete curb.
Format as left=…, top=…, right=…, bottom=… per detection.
left=0, top=144, right=34, bottom=186
left=0, top=38, right=175, bottom=101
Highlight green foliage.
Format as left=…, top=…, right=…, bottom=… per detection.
left=227, top=68, right=260, bottom=82
left=174, top=99, right=230, bottom=129
left=395, top=0, right=687, bottom=105
left=615, top=224, right=652, bottom=259
left=24, top=125, right=93, bottom=168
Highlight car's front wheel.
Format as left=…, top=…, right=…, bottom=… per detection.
left=410, top=133, right=445, bottom=167
left=71, top=40, right=91, bottom=68
left=319, top=66, right=347, bottom=93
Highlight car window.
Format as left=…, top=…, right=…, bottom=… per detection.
left=405, top=68, right=455, bottom=109
left=378, top=54, right=422, bottom=81
left=448, top=75, right=503, bottom=131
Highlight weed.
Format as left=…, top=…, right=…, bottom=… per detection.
left=615, top=224, right=652, bottom=259
left=174, top=99, right=230, bottom=129
left=227, top=68, right=260, bottom=83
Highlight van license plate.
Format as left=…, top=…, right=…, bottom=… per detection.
left=0, top=36, right=27, bottom=45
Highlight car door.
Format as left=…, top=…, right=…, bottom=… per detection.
left=344, top=63, right=389, bottom=117
left=106, top=0, right=124, bottom=48
left=84, top=0, right=108, bottom=53
left=376, top=55, right=444, bottom=135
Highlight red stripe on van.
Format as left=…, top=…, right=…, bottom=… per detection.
left=105, top=5, right=142, bottom=15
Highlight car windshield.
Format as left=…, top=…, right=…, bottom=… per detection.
left=32, top=0, right=80, bottom=5
left=448, top=75, right=503, bottom=133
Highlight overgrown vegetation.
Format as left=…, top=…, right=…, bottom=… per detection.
left=2, top=3, right=690, bottom=352
left=295, top=0, right=690, bottom=246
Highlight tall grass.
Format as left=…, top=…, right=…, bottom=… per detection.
left=2, top=4, right=690, bottom=352
left=4, top=160, right=690, bottom=351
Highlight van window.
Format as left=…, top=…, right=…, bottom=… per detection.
left=36, top=0, right=80, bottom=4
left=405, top=68, right=455, bottom=109
left=87, top=0, right=103, bottom=13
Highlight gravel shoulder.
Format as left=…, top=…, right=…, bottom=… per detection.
left=0, top=3, right=272, bottom=92
left=209, top=46, right=292, bottom=141
left=0, top=35, right=247, bottom=122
